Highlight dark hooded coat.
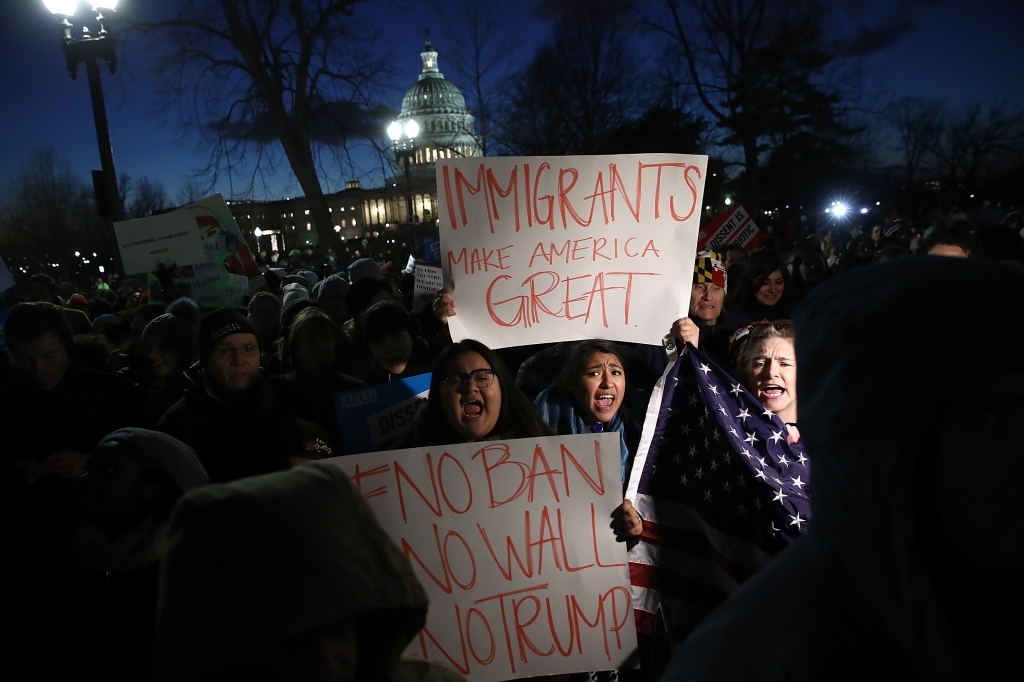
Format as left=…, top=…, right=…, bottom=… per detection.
left=661, top=257, right=1024, bottom=681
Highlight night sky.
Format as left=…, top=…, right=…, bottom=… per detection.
left=1, top=0, right=1022, bottom=204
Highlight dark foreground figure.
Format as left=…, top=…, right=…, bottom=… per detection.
left=661, top=256, right=1024, bottom=680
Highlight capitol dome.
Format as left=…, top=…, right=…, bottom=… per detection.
left=396, top=30, right=480, bottom=165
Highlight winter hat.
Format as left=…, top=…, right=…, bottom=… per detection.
left=96, top=428, right=208, bottom=493
left=316, top=275, right=350, bottom=301
left=68, top=293, right=90, bottom=310
left=347, top=257, right=382, bottom=284
left=91, top=313, right=116, bottom=332
left=281, top=274, right=309, bottom=289
left=155, top=464, right=428, bottom=682
left=693, top=250, right=727, bottom=291
left=360, top=300, right=413, bottom=344
left=197, top=307, right=260, bottom=363
left=144, top=298, right=202, bottom=364
left=281, top=282, right=310, bottom=308
left=344, top=277, right=393, bottom=317
left=295, top=269, right=318, bottom=290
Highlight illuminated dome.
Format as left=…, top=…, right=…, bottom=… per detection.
left=396, top=30, right=479, bottom=165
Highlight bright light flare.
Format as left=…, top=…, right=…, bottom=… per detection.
left=404, top=119, right=420, bottom=139
left=90, top=1, right=119, bottom=10
left=860, top=208, right=868, bottom=214
left=833, top=203, right=848, bottom=217
left=387, top=121, right=402, bottom=141
left=44, top=0, right=79, bottom=15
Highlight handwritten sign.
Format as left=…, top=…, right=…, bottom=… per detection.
left=333, top=373, right=432, bottom=454
left=696, top=204, right=762, bottom=252
left=113, top=212, right=205, bottom=275
left=413, top=264, right=444, bottom=313
left=0, top=253, right=14, bottom=292
left=323, top=432, right=635, bottom=681
left=172, top=194, right=264, bottom=307
left=435, top=154, right=708, bottom=348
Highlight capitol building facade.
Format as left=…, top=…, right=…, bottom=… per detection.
left=229, top=32, right=480, bottom=255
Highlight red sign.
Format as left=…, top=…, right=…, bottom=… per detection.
left=696, top=204, right=763, bottom=252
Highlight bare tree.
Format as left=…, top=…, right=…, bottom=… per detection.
left=638, top=0, right=854, bottom=212
left=139, top=0, right=392, bottom=247
left=931, top=102, right=1024, bottom=197
left=175, top=177, right=209, bottom=207
left=0, top=149, right=107, bottom=281
left=126, top=176, right=170, bottom=218
left=883, top=97, right=944, bottom=186
left=426, top=0, right=522, bottom=156
left=496, top=1, right=641, bottom=156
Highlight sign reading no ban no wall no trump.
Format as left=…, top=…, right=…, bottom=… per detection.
left=436, top=154, right=709, bottom=348
left=323, top=433, right=636, bottom=681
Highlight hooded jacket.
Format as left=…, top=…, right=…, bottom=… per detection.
left=155, top=463, right=440, bottom=681
left=661, top=257, right=1024, bottom=680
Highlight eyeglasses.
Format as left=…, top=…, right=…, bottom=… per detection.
left=213, top=344, right=259, bottom=359
left=441, top=369, right=495, bottom=390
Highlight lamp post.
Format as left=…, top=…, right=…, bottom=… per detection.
left=387, top=119, right=419, bottom=245
left=44, top=0, right=124, bottom=270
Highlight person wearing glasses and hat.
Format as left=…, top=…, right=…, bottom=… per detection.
left=158, top=307, right=296, bottom=482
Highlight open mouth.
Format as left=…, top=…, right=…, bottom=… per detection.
left=462, top=400, right=483, bottom=418
left=595, top=394, right=616, bottom=410
left=760, top=384, right=785, bottom=399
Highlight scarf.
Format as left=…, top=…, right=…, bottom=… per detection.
left=533, top=386, right=632, bottom=484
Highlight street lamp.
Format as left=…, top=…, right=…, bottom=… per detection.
left=44, top=0, right=124, bottom=268
left=388, top=119, right=419, bottom=232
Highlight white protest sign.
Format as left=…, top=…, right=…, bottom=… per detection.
left=412, top=263, right=444, bottom=313
left=435, top=154, right=708, bottom=348
left=0, top=254, right=14, bottom=292
left=113, top=212, right=205, bottom=275
left=323, top=432, right=636, bottom=682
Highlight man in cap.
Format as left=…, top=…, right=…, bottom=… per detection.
left=635, top=251, right=753, bottom=379
left=159, top=307, right=296, bottom=482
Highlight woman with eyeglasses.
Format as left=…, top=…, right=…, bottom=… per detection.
left=731, top=319, right=800, bottom=444
left=406, top=339, right=552, bottom=446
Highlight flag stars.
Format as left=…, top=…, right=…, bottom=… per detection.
left=699, top=363, right=712, bottom=375
left=708, top=384, right=719, bottom=395
left=712, top=429, right=721, bottom=441
left=736, top=408, right=751, bottom=422
left=688, top=445, right=698, bottom=458
left=790, top=475, right=805, bottom=490
left=688, top=394, right=700, bottom=406
left=762, top=407, right=774, bottom=419
left=789, top=512, right=805, bottom=530
left=680, top=474, right=688, bottom=486
left=728, top=426, right=738, bottom=437
left=744, top=431, right=758, bottom=445
left=755, top=469, right=768, bottom=481
left=722, top=481, right=732, bottom=494
left=797, top=453, right=808, bottom=466
left=704, top=489, right=714, bottom=502
left=694, top=467, right=705, bottom=480
left=710, top=460, right=720, bottom=472
left=770, top=430, right=785, bottom=444
left=741, top=448, right=752, bottom=459
left=730, top=383, right=743, bottom=396
left=772, top=489, right=788, bottom=504
left=777, top=454, right=790, bottom=467
left=681, top=424, right=692, bottom=436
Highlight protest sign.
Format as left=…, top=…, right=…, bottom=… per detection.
left=413, top=263, right=444, bottom=313
left=113, top=212, right=206, bottom=275
left=170, top=194, right=264, bottom=307
left=323, top=432, right=635, bottom=681
left=436, top=154, right=708, bottom=348
left=696, top=204, right=763, bottom=253
left=0, top=254, right=14, bottom=292
left=424, top=236, right=441, bottom=263
left=332, top=373, right=432, bottom=454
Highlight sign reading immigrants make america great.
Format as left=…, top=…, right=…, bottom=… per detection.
left=435, top=154, right=708, bottom=349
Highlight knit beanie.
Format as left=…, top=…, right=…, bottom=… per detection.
left=316, top=275, right=350, bottom=301
left=360, top=300, right=413, bottom=344
left=345, top=277, right=393, bottom=317
left=197, top=307, right=260, bottom=364
left=693, top=250, right=727, bottom=291
left=347, top=257, right=382, bottom=284
left=281, top=282, right=310, bottom=308
left=96, top=428, right=208, bottom=493
left=143, top=298, right=202, bottom=364
left=294, top=269, right=318, bottom=290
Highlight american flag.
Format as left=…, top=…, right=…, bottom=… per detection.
left=624, top=344, right=811, bottom=642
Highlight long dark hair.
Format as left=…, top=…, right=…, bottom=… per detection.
left=725, top=249, right=793, bottom=316
left=557, top=339, right=627, bottom=390
left=409, top=339, right=553, bottom=446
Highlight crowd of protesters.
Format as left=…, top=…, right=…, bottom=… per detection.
left=2, top=205, right=1023, bottom=681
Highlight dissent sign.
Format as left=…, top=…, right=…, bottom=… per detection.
left=436, top=154, right=708, bottom=348
left=695, top=203, right=762, bottom=252
left=323, top=433, right=636, bottom=681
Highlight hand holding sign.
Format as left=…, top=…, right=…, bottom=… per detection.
left=433, top=286, right=456, bottom=325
